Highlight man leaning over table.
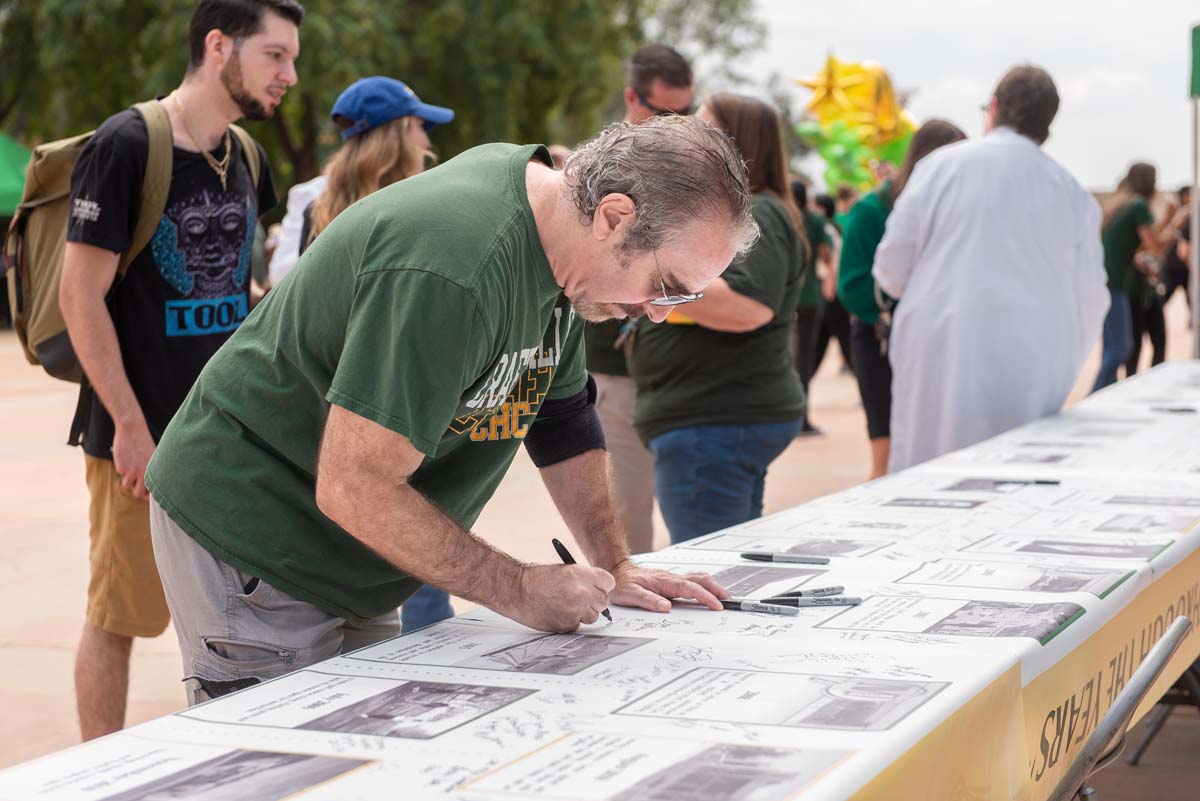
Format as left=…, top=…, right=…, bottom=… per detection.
left=145, top=116, right=755, bottom=704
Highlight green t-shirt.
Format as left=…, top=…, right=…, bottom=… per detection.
left=584, top=320, right=629, bottom=376
left=837, top=183, right=894, bottom=325
left=798, top=210, right=831, bottom=308
left=629, top=192, right=806, bottom=443
left=145, top=144, right=586, bottom=623
left=1102, top=196, right=1154, bottom=292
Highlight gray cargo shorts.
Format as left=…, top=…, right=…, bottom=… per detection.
left=150, top=499, right=400, bottom=705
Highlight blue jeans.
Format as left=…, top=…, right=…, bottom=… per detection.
left=1092, top=289, right=1132, bottom=392
left=649, top=420, right=801, bottom=545
left=400, top=584, right=454, bottom=633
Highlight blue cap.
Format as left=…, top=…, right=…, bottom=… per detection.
left=330, top=76, right=455, bottom=140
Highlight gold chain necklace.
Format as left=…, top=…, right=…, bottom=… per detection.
left=172, top=95, right=231, bottom=190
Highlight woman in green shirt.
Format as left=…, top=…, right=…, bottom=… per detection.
left=1092, top=163, right=1190, bottom=391
left=630, top=93, right=807, bottom=543
left=836, top=120, right=965, bottom=478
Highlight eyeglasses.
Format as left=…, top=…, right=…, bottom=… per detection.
left=649, top=250, right=703, bottom=307
left=635, top=91, right=696, bottom=117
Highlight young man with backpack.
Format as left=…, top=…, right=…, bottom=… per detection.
left=57, top=0, right=300, bottom=739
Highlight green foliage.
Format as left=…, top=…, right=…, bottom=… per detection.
left=643, top=0, right=765, bottom=87
left=0, top=0, right=763, bottom=197
left=1, top=1, right=191, bottom=137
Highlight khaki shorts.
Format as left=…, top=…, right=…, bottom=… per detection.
left=84, top=455, right=170, bottom=637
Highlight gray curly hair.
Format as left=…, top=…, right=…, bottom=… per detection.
left=563, top=116, right=759, bottom=258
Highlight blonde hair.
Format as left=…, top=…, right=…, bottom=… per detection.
left=308, top=115, right=432, bottom=242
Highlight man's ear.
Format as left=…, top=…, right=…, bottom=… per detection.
left=205, top=29, right=230, bottom=67
left=591, top=193, right=637, bottom=242
left=986, top=96, right=999, bottom=129
left=623, top=87, right=639, bottom=114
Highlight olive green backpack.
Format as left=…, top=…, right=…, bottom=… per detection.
left=2, top=99, right=259, bottom=382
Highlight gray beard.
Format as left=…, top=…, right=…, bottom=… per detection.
left=573, top=300, right=646, bottom=323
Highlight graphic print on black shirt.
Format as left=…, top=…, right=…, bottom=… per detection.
left=152, top=188, right=255, bottom=336
left=66, top=108, right=276, bottom=458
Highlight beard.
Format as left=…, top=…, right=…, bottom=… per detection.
left=570, top=243, right=651, bottom=323
left=220, top=50, right=273, bottom=121
left=573, top=301, right=647, bottom=323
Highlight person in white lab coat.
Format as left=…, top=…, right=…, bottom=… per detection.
left=871, top=65, right=1108, bottom=473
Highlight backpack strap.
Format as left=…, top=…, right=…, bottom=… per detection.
left=229, top=124, right=262, bottom=189
left=122, top=100, right=173, bottom=278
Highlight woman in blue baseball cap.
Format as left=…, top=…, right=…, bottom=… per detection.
left=302, top=76, right=454, bottom=250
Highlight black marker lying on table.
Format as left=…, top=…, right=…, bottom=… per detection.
left=720, top=599, right=799, bottom=616
left=740, top=551, right=831, bottom=565
left=760, top=596, right=863, bottom=607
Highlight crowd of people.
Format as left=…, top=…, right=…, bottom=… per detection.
left=33, top=0, right=1193, bottom=745
left=1093, top=166, right=1192, bottom=390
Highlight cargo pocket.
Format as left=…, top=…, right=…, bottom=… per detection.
left=199, top=635, right=297, bottom=675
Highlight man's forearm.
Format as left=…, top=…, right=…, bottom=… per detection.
left=318, top=478, right=526, bottom=609
left=250, top=278, right=267, bottom=307
left=537, top=448, right=630, bottom=571
left=63, top=294, right=145, bottom=431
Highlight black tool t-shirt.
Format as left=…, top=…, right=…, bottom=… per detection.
left=66, top=109, right=277, bottom=459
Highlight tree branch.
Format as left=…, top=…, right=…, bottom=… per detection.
left=270, top=105, right=301, bottom=167
left=299, top=91, right=318, bottom=180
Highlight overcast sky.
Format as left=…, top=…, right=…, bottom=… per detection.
left=735, top=0, right=1198, bottom=191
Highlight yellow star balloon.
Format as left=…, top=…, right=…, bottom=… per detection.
left=796, top=54, right=870, bottom=127
left=795, top=54, right=915, bottom=149
left=795, top=54, right=920, bottom=189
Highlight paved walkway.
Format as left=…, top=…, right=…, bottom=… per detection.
left=2, top=297, right=1197, bottom=797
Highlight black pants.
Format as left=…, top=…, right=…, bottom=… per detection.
left=794, top=306, right=820, bottom=424
left=850, top=319, right=892, bottom=439
left=1163, top=264, right=1190, bottom=309
left=812, top=297, right=854, bottom=374
left=1126, top=295, right=1165, bottom=377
